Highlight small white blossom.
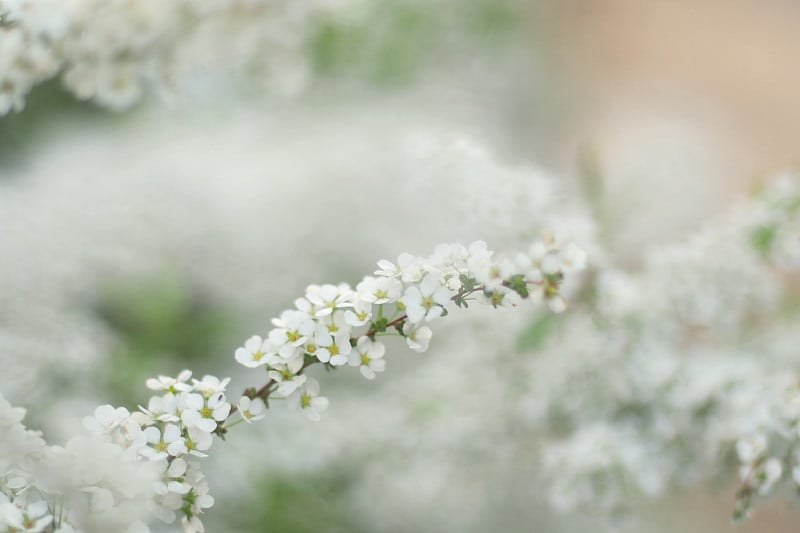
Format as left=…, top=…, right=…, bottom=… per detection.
left=191, top=376, right=231, bottom=398
left=356, top=276, right=402, bottom=304
left=237, top=397, right=266, bottom=423
left=349, top=337, right=386, bottom=379
left=289, top=378, right=329, bottom=421
left=315, top=331, right=352, bottom=366
left=269, top=310, right=316, bottom=347
left=268, top=368, right=308, bottom=398
left=401, top=273, right=454, bottom=323
left=403, top=323, right=433, bottom=353
left=344, top=296, right=373, bottom=327
left=141, top=423, right=186, bottom=461
left=146, top=369, right=193, bottom=393
left=234, top=336, right=274, bottom=368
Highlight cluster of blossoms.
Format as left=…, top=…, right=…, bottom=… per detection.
left=729, top=373, right=800, bottom=520
left=80, top=371, right=233, bottom=532
left=0, top=394, right=53, bottom=532
left=0, top=236, right=585, bottom=532
left=232, top=234, right=586, bottom=421
left=0, top=390, right=156, bottom=533
left=0, top=371, right=234, bottom=532
left=519, top=171, right=800, bottom=523
left=747, top=170, right=800, bottom=269
left=0, top=0, right=349, bottom=114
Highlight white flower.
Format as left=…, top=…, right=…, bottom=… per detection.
left=83, top=404, right=132, bottom=434
left=141, top=394, right=179, bottom=423
left=547, top=294, right=566, bottom=314
left=736, top=433, right=767, bottom=465
left=322, top=310, right=351, bottom=337
left=374, top=258, right=400, bottom=277
left=191, top=375, right=231, bottom=398
left=146, top=370, right=193, bottom=393
left=475, top=256, right=515, bottom=292
left=515, top=244, right=546, bottom=282
left=269, top=310, right=316, bottom=347
left=268, top=367, right=308, bottom=398
left=182, top=515, right=206, bottom=533
left=234, top=336, right=274, bottom=368
left=141, top=423, right=186, bottom=461
left=344, top=296, right=373, bottom=327
left=180, top=392, right=230, bottom=433
left=237, top=396, right=266, bottom=423
left=289, top=378, right=329, bottom=421
left=356, top=276, right=402, bottom=304
left=429, top=243, right=468, bottom=270
left=401, top=273, right=454, bottom=323
left=759, top=458, right=783, bottom=494
left=403, top=323, right=433, bottom=353
left=185, top=426, right=213, bottom=457
left=349, top=337, right=386, bottom=379
left=559, top=242, right=588, bottom=272
left=466, top=240, right=493, bottom=280
left=154, top=457, right=191, bottom=496
left=375, top=253, right=424, bottom=282
left=315, top=331, right=352, bottom=366
left=9, top=499, right=51, bottom=532
left=304, top=283, right=353, bottom=316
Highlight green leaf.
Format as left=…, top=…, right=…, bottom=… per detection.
left=459, top=274, right=477, bottom=291
left=371, top=317, right=388, bottom=333
left=506, top=274, right=529, bottom=298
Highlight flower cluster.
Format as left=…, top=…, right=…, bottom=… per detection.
left=0, top=394, right=53, bottom=533
left=0, top=390, right=156, bottom=533
left=0, top=370, right=233, bottom=533
left=524, top=171, right=800, bottom=522
left=132, top=371, right=231, bottom=531
left=747, top=170, right=800, bottom=269
left=0, top=0, right=345, bottom=114
left=0, top=235, right=585, bottom=532
left=233, top=234, right=586, bottom=421
left=731, top=374, right=800, bottom=521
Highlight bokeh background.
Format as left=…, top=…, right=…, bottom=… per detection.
left=2, top=1, right=800, bottom=531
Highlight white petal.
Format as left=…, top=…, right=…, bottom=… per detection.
left=196, top=418, right=217, bottom=433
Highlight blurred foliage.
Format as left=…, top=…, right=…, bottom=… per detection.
left=93, top=275, right=235, bottom=406
left=226, top=469, right=366, bottom=533
left=0, top=79, right=104, bottom=169
left=780, top=292, right=800, bottom=318
left=517, top=312, right=563, bottom=351
left=309, top=0, right=524, bottom=85
left=750, top=225, right=777, bottom=256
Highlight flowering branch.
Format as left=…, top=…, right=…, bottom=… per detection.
left=0, top=233, right=586, bottom=533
